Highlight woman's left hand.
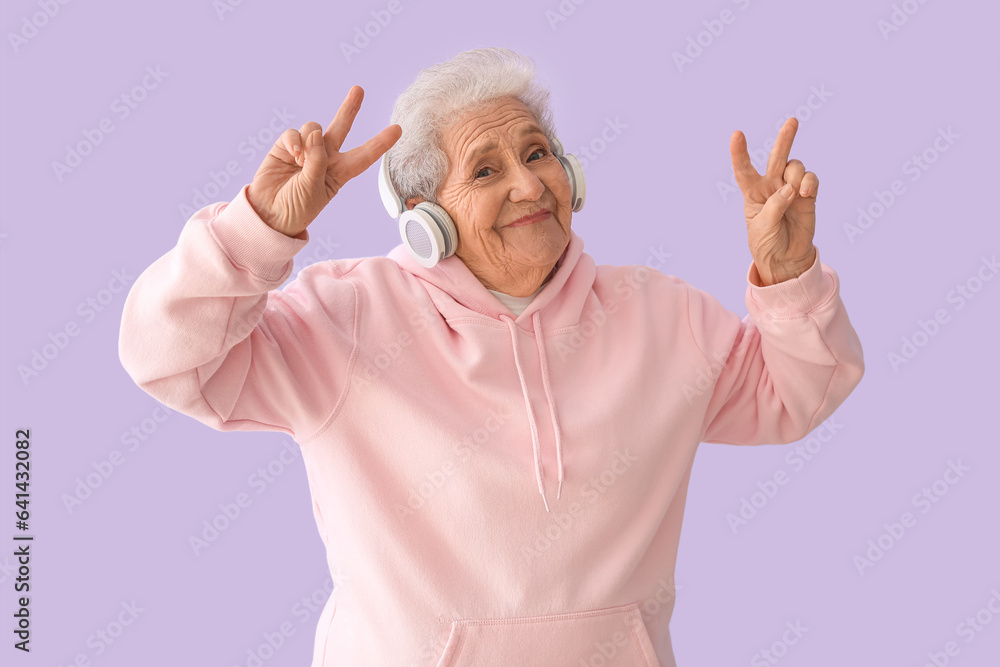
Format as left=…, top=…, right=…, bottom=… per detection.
left=730, top=117, right=818, bottom=286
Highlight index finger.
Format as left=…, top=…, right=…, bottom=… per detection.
left=766, top=117, right=798, bottom=182
left=730, top=130, right=760, bottom=193
left=325, top=85, right=364, bottom=153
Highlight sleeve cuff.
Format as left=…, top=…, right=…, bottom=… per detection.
left=745, top=247, right=838, bottom=318
left=207, top=183, right=310, bottom=283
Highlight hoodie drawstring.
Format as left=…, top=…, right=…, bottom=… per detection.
left=499, top=311, right=565, bottom=512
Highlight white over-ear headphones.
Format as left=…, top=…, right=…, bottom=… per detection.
left=378, top=136, right=586, bottom=268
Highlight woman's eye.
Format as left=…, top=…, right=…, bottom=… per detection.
left=475, top=150, right=544, bottom=179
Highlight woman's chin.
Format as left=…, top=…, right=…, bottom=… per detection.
left=504, top=230, right=547, bottom=248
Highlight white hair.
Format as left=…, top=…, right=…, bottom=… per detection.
left=386, top=47, right=560, bottom=205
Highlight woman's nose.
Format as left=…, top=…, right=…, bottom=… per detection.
left=507, top=163, right=544, bottom=201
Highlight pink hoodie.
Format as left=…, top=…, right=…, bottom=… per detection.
left=118, top=182, right=864, bottom=666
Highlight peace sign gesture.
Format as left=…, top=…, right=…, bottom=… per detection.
left=730, top=117, right=819, bottom=286
left=247, top=85, right=402, bottom=238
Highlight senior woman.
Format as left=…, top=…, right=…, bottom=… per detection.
left=119, top=48, right=864, bottom=667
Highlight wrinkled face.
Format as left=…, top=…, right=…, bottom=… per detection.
left=428, top=97, right=573, bottom=290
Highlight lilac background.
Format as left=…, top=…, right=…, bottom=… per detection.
left=2, top=0, right=998, bottom=665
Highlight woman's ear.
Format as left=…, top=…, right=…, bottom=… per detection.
left=405, top=196, right=425, bottom=211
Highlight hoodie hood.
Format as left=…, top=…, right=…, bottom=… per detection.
left=386, top=229, right=596, bottom=512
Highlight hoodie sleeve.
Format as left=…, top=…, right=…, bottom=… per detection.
left=118, top=183, right=357, bottom=442
left=685, top=247, right=864, bottom=445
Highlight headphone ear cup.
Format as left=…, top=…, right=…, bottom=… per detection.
left=399, top=202, right=458, bottom=269
left=379, top=153, right=458, bottom=267
left=557, top=152, right=587, bottom=213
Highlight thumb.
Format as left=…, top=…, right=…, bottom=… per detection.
left=754, top=183, right=795, bottom=227
left=301, top=129, right=327, bottom=187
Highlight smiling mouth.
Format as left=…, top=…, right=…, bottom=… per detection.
left=506, top=210, right=551, bottom=228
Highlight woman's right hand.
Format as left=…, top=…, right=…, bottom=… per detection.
left=247, top=85, right=402, bottom=238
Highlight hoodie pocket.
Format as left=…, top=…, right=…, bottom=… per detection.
left=434, top=602, right=661, bottom=667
